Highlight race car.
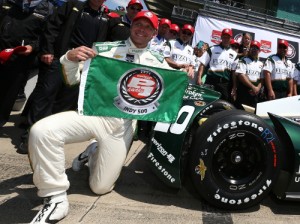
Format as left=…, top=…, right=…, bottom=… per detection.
left=146, top=84, right=300, bottom=210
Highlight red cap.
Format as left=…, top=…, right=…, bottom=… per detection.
left=230, top=39, right=240, bottom=46
left=107, top=12, right=120, bottom=18
left=170, top=24, right=180, bottom=33
left=278, top=39, right=289, bottom=48
left=0, top=46, right=27, bottom=64
left=182, top=24, right=195, bottom=34
left=133, top=11, right=158, bottom=30
left=221, top=28, right=232, bottom=37
left=127, top=0, right=143, bottom=9
left=159, top=18, right=171, bottom=28
left=250, top=40, right=261, bottom=49
left=102, top=4, right=109, bottom=13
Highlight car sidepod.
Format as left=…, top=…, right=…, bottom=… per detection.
left=146, top=84, right=221, bottom=188
left=268, top=113, right=300, bottom=200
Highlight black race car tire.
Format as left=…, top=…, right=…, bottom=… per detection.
left=190, top=110, right=282, bottom=210
left=199, top=100, right=235, bottom=116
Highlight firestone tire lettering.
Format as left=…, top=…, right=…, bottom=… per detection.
left=189, top=110, right=282, bottom=210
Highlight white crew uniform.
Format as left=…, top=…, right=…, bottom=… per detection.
left=199, top=44, right=237, bottom=100
left=163, top=39, right=194, bottom=66
left=200, top=45, right=238, bottom=81
left=148, top=35, right=167, bottom=54
left=236, top=56, right=263, bottom=83
left=293, top=62, right=300, bottom=94
left=29, top=38, right=171, bottom=197
left=231, top=57, right=239, bottom=71
left=262, top=54, right=293, bottom=94
left=235, top=56, right=263, bottom=107
left=163, top=39, right=195, bottom=83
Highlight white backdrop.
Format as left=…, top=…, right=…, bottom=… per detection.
left=192, top=15, right=300, bottom=63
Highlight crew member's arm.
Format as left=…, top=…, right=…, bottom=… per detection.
left=230, top=58, right=239, bottom=100
left=40, top=1, right=74, bottom=64
left=231, top=70, right=237, bottom=100
left=293, top=78, right=298, bottom=96
left=187, top=64, right=194, bottom=78
left=163, top=40, right=189, bottom=70
left=262, top=58, right=275, bottom=100
left=263, top=70, right=275, bottom=100
left=196, top=63, right=205, bottom=85
left=164, top=57, right=189, bottom=70
left=237, top=73, right=261, bottom=95
left=196, top=50, right=210, bottom=85
left=287, top=78, right=293, bottom=97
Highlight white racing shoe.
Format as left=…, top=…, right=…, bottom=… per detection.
left=30, top=192, right=69, bottom=224
left=72, top=140, right=98, bottom=172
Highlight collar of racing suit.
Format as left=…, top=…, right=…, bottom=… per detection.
left=122, top=14, right=132, bottom=25
left=176, top=38, right=189, bottom=46
left=127, top=38, right=148, bottom=54
left=219, top=43, right=231, bottom=50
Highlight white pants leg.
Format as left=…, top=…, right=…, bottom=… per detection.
left=28, top=111, right=135, bottom=197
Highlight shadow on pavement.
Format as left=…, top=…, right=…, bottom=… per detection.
left=0, top=113, right=24, bottom=150
left=0, top=167, right=98, bottom=223
left=0, top=174, right=39, bottom=223
left=262, top=194, right=300, bottom=215
left=113, top=143, right=300, bottom=216
left=114, top=144, right=204, bottom=211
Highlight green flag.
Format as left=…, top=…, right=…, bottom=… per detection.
left=78, top=55, right=188, bottom=123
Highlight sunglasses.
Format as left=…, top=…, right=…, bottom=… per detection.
left=278, top=45, right=287, bottom=49
left=182, top=31, right=192, bottom=36
left=130, top=6, right=142, bottom=11
left=170, top=31, right=178, bottom=35
left=250, top=46, right=260, bottom=50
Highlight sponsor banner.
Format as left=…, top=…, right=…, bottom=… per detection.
left=193, top=15, right=300, bottom=63
left=78, top=55, right=188, bottom=123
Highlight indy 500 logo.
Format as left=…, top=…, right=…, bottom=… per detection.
left=114, top=68, right=164, bottom=115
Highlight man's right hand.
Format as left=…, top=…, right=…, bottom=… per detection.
left=267, top=89, right=275, bottom=100
left=196, top=76, right=202, bottom=85
left=41, top=54, right=54, bottom=65
left=66, top=46, right=96, bottom=62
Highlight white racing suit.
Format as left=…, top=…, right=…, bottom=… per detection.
left=28, top=38, right=171, bottom=197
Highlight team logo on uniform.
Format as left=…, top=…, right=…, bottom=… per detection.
left=125, top=54, right=135, bottom=62
left=113, top=54, right=123, bottom=59
left=114, top=68, right=164, bottom=115
left=144, top=11, right=154, bottom=18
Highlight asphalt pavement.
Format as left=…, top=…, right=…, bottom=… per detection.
left=1, top=74, right=300, bottom=223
